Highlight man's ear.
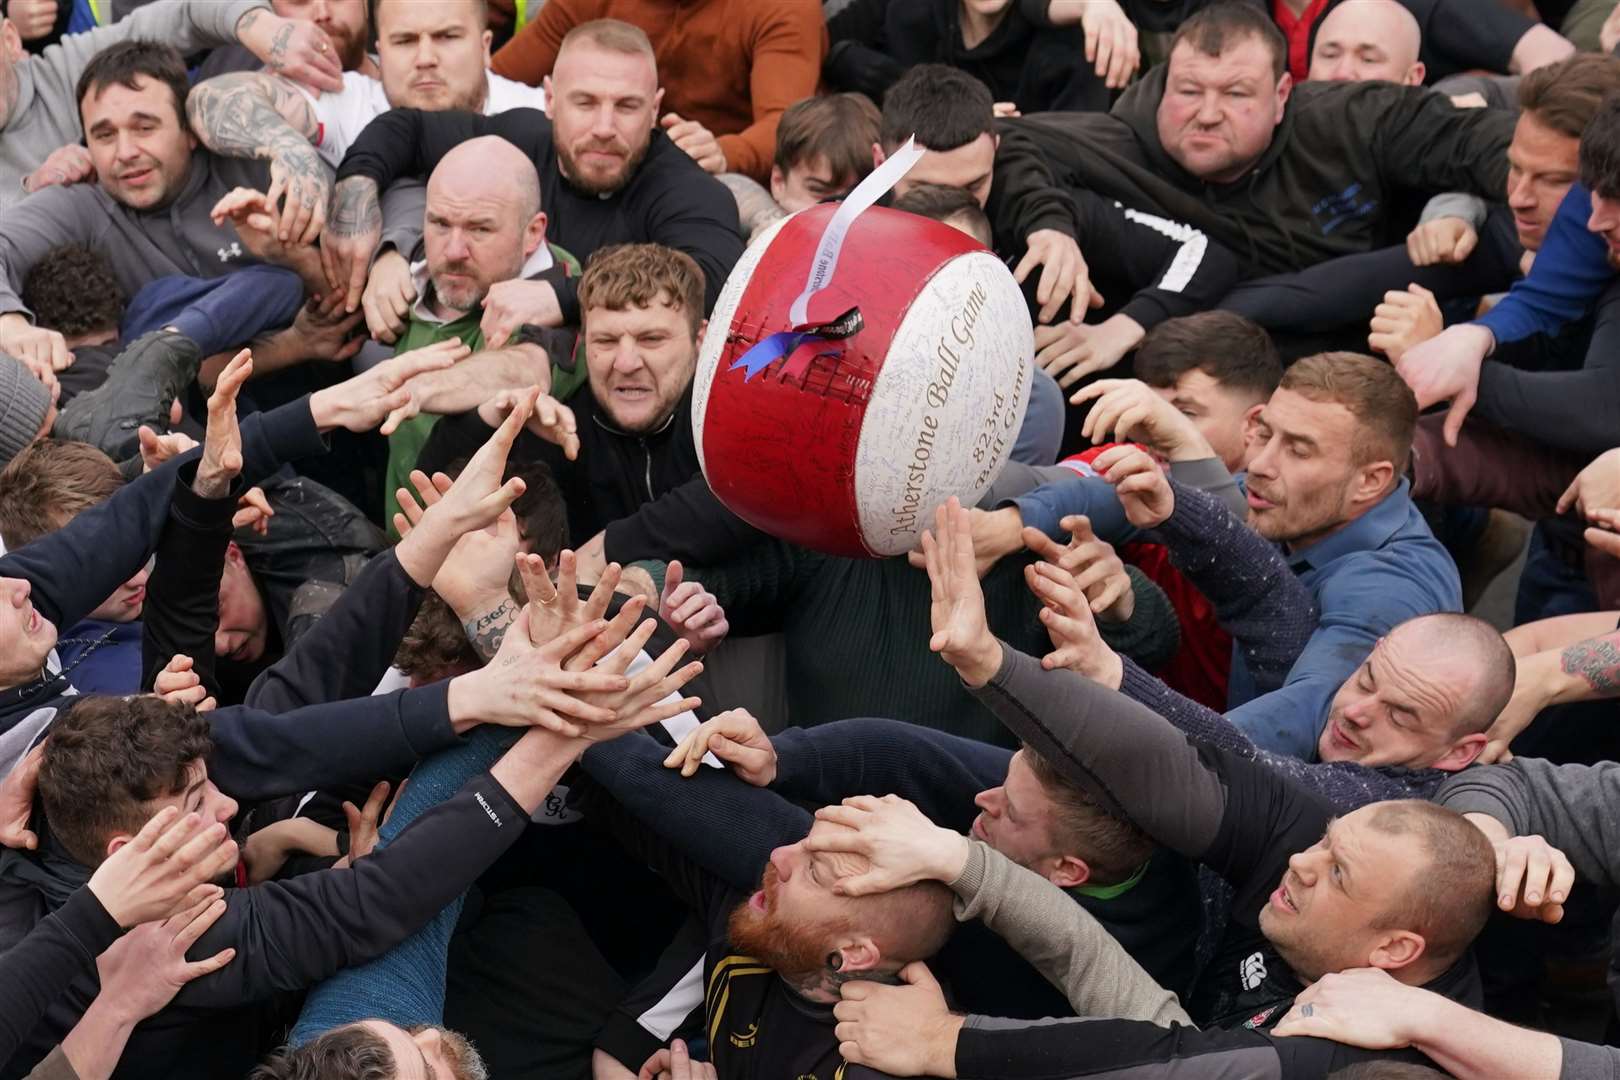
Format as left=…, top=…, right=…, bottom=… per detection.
left=693, top=317, right=709, bottom=355
left=1406, top=62, right=1427, bottom=86
left=836, top=936, right=884, bottom=975
left=1, top=20, right=23, bottom=64
left=1047, top=854, right=1091, bottom=889
left=1352, top=460, right=1396, bottom=507
left=105, top=833, right=133, bottom=861
left=1431, top=733, right=1488, bottom=772
left=653, top=86, right=665, bottom=126
left=523, top=211, right=548, bottom=258
left=872, top=142, right=887, bottom=170
left=542, top=75, right=554, bottom=118
left=1274, top=71, right=1294, bottom=120
left=479, top=28, right=493, bottom=66
left=1368, top=929, right=1425, bottom=972
left=769, top=165, right=786, bottom=205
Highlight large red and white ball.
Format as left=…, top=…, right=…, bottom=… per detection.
left=693, top=203, right=1032, bottom=558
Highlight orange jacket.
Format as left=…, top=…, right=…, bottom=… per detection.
left=491, top=0, right=827, bottom=182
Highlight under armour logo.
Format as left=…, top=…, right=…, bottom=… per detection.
left=217, top=242, right=243, bottom=262
left=1240, top=951, right=1267, bottom=991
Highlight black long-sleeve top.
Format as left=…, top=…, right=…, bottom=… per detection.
left=0, top=887, right=120, bottom=1075
left=1, top=771, right=529, bottom=1080
left=334, top=107, right=744, bottom=321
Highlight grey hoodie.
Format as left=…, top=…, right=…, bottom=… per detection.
left=0, top=0, right=266, bottom=211
left=0, top=150, right=274, bottom=319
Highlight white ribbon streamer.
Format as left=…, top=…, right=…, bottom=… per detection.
left=787, top=136, right=926, bottom=327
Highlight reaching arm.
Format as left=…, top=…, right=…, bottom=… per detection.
left=1150, top=478, right=1318, bottom=692
left=1475, top=183, right=1613, bottom=348
left=169, top=734, right=574, bottom=1008
left=393, top=343, right=554, bottom=417
left=951, top=840, right=1192, bottom=1026
left=712, top=5, right=827, bottom=181
left=186, top=72, right=321, bottom=157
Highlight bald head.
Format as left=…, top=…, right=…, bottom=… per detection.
left=430, top=135, right=542, bottom=221
left=423, top=136, right=546, bottom=316
left=1309, top=0, right=1424, bottom=86
left=1388, top=613, right=1515, bottom=738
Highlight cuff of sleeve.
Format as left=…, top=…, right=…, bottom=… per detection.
left=397, top=680, right=459, bottom=756
left=595, top=1011, right=667, bottom=1072
left=1116, top=654, right=1166, bottom=709
left=1166, top=460, right=1234, bottom=494
left=251, top=400, right=330, bottom=477
left=55, top=884, right=125, bottom=957
left=1119, top=293, right=1174, bottom=332
left=466, top=766, right=526, bottom=824
left=1556, top=1037, right=1615, bottom=1080
left=170, top=466, right=248, bottom=528
left=947, top=840, right=991, bottom=922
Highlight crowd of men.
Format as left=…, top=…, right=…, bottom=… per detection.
left=2, top=0, right=1620, bottom=1077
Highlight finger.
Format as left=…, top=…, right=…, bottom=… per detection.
left=1556, top=474, right=1580, bottom=515
left=173, top=896, right=229, bottom=951
left=1011, top=244, right=1039, bottom=285
left=1499, top=842, right=1528, bottom=910
left=661, top=560, right=686, bottom=608
left=1442, top=387, right=1475, bottom=448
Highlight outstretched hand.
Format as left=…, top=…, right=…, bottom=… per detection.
left=1022, top=555, right=1124, bottom=688
left=308, top=340, right=467, bottom=433
left=195, top=350, right=253, bottom=498
left=86, top=807, right=239, bottom=928
left=1092, top=444, right=1174, bottom=528
left=921, top=497, right=1003, bottom=687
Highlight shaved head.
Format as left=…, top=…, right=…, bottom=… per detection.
left=1309, top=0, right=1424, bottom=86
left=430, top=135, right=541, bottom=222
left=1388, top=613, right=1515, bottom=738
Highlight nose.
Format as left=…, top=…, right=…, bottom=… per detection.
left=10, top=580, right=29, bottom=607
left=768, top=843, right=797, bottom=882
left=1507, top=174, right=1535, bottom=210
left=1286, top=849, right=1318, bottom=887
left=1340, top=700, right=1371, bottom=729
left=611, top=337, right=642, bottom=373
left=127, top=567, right=151, bottom=590
left=310, top=0, right=331, bottom=18
left=1195, top=90, right=1223, bottom=125
left=444, top=228, right=470, bottom=261
left=217, top=792, right=239, bottom=823
left=590, top=104, right=617, bottom=138
left=1247, top=437, right=1279, bottom=479
left=114, top=130, right=141, bottom=162
left=973, top=786, right=1004, bottom=817
left=415, top=36, right=438, bottom=67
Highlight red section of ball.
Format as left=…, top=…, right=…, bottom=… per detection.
left=699, top=203, right=981, bottom=557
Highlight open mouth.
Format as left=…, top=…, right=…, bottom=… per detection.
left=1271, top=879, right=1299, bottom=914
left=1246, top=488, right=1275, bottom=510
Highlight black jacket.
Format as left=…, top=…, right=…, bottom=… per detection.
left=825, top=0, right=1106, bottom=115
left=1005, top=66, right=1513, bottom=276
left=335, top=108, right=744, bottom=322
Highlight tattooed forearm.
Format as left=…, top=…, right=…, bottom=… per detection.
left=463, top=598, right=518, bottom=662
left=187, top=72, right=320, bottom=156
left=1560, top=631, right=1620, bottom=696
left=328, top=175, right=382, bottom=237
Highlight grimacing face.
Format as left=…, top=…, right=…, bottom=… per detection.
left=1317, top=631, right=1483, bottom=770
left=111, top=760, right=239, bottom=867
left=585, top=297, right=702, bottom=435
left=80, top=74, right=197, bottom=211
left=1158, top=36, right=1290, bottom=183
left=1243, top=388, right=1367, bottom=548
left=1257, top=807, right=1426, bottom=983
left=727, top=818, right=882, bottom=981
left=375, top=0, right=491, bottom=112
left=545, top=41, right=660, bottom=196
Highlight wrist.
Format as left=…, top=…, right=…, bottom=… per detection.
left=988, top=507, right=1025, bottom=559
left=445, top=670, right=490, bottom=734
left=393, top=514, right=457, bottom=588
left=929, top=1013, right=964, bottom=1077
left=83, top=988, right=146, bottom=1033
left=957, top=638, right=1004, bottom=689
left=930, top=830, right=972, bottom=884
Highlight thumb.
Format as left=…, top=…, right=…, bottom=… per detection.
left=662, top=561, right=684, bottom=606
left=899, top=961, right=940, bottom=990
left=660, top=112, right=682, bottom=127
left=1454, top=230, right=1478, bottom=261
left=1556, top=474, right=1581, bottom=516
left=169, top=398, right=183, bottom=426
